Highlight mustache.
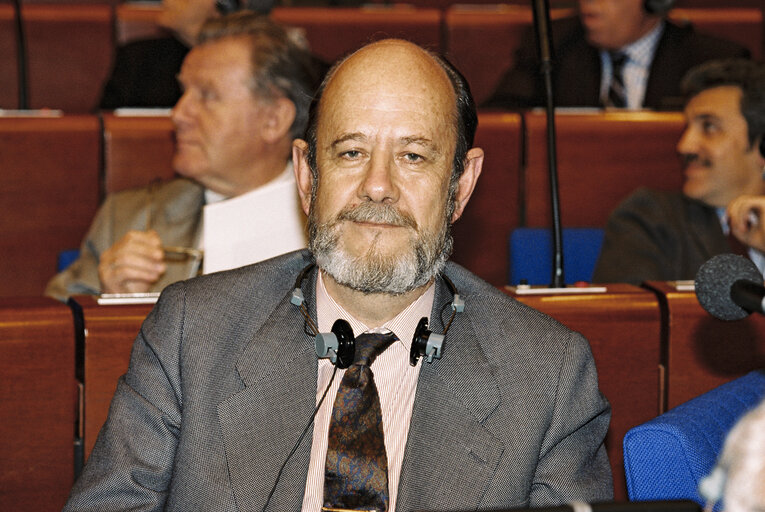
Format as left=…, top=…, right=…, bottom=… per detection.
left=680, top=153, right=712, bottom=168
left=336, top=202, right=418, bottom=229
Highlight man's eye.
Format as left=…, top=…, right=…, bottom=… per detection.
left=701, top=120, right=719, bottom=134
left=341, top=150, right=361, bottom=159
left=200, top=89, right=218, bottom=102
left=404, top=153, right=424, bottom=163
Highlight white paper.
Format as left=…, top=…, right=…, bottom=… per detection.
left=202, top=179, right=307, bottom=274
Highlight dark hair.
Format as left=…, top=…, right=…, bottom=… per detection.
left=198, top=12, right=323, bottom=139
left=682, top=59, right=765, bottom=149
left=305, top=43, right=478, bottom=186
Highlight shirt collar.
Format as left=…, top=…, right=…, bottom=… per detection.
left=204, top=161, right=294, bottom=205
left=315, top=270, right=436, bottom=352
left=617, top=19, right=664, bottom=69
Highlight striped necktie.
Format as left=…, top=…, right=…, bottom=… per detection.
left=323, top=331, right=396, bottom=512
left=605, top=51, right=627, bottom=108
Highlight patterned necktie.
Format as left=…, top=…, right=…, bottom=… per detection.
left=323, top=331, right=397, bottom=512
left=605, top=51, right=627, bottom=108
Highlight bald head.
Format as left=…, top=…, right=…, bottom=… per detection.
left=304, top=39, right=477, bottom=184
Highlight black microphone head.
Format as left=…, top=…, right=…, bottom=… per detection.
left=695, top=253, right=763, bottom=321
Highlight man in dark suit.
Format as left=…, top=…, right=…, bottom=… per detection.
left=594, top=59, right=765, bottom=284
left=64, top=39, right=613, bottom=511
left=484, top=0, right=749, bottom=111
left=99, top=0, right=273, bottom=109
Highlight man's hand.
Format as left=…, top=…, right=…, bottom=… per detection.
left=98, top=230, right=166, bottom=293
left=727, top=195, right=765, bottom=252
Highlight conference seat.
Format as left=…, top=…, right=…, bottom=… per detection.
left=0, top=4, right=19, bottom=109
left=0, top=297, right=77, bottom=512
left=0, top=114, right=101, bottom=297
left=271, top=5, right=442, bottom=63
left=23, top=3, right=113, bottom=112
left=102, top=112, right=176, bottom=194
left=508, top=227, right=604, bottom=285
left=623, top=369, right=765, bottom=505
left=523, top=110, right=686, bottom=228
left=669, top=8, right=763, bottom=60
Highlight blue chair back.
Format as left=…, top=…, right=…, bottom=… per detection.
left=57, top=249, right=80, bottom=272
left=508, top=227, right=604, bottom=285
left=623, top=370, right=765, bottom=506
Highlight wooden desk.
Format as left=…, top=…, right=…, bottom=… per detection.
left=644, top=281, right=765, bottom=410
left=70, top=296, right=153, bottom=460
left=505, top=284, right=662, bottom=501
left=0, top=297, right=76, bottom=512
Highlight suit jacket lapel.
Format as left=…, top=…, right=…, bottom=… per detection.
left=217, top=267, right=319, bottom=512
left=397, top=276, right=504, bottom=512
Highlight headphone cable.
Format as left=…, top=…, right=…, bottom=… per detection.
left=262, top=365, right=338, bottom=511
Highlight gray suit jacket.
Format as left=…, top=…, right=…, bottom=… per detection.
left=593, top=188, right=731, bottom=284
left=65, top=250, right=613, bottom=511
left=45, top=178, right=205, bottom=301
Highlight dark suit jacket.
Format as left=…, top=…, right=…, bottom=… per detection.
left=483, top=17, right=750, bottom=110
left=64, top=250, right=613, bottom=511
left=100, top=36, right=189, bottom=110
left=593, top=188, right=732, bottom=284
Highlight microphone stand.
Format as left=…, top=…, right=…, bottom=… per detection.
left=531, top=0, right=564, bottom=288
left=12, top=0, right=28, bottom=109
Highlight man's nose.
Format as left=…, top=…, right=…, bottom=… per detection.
left=360, top=153, right=399, bottom=203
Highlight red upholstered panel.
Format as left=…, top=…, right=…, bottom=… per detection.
left=0, top=4, right=19, bottom=109
left=0, top=115, right=101, bottom=297
left=23, top=4, right=113, bottom=112
left=0, top=297, right=76, bottom=512
left=271, top=6, right=442, bottom=63
left=103, top=113, right=176, bottom=194
left=523, top=111, right=686, bottom=228
left=669, top=8, right=763, bottom=61
left=451, top=112, right=522, bottom=286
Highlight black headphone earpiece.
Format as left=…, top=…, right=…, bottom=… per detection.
left=291, top=264, right=464, bottom=369
left=315, top=319, right=355, bottom=369
left=643, top=0, right=675, bottom=15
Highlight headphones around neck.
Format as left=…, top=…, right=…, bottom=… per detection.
left=643, top=0, right=675, bottom=15
left=290, top=264, right=464, bottom=369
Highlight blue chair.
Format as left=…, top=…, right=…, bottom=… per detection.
left=57, top=249, right=80, bottom=272
left=622, top=370, right=765, bottom=506
left=508, top=227, right=604, bottom=285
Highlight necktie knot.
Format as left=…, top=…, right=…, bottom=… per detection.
left=609, top=51, right=627, bottom=71
left=353, top=332, right=396, bottom=367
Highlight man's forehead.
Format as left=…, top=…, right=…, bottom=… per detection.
left=180, top=37, right=252, bottom=79
left=685, top=86, right=744, bottom=119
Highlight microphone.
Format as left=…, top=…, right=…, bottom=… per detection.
left=531, top=0, right=565, bottom=288
left=694, top=253, right=765, bottom=321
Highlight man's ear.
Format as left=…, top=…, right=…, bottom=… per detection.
left=262, top=97, right=296, bottom=144
left=450, top=147, right=484, bottom=223
left=293, top=139, right=313, bottom=216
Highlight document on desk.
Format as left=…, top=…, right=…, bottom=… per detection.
left=202, top=179, right=307, bottom=274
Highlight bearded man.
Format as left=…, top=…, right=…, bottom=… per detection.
left=64, top=39, right=612, bottom=512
